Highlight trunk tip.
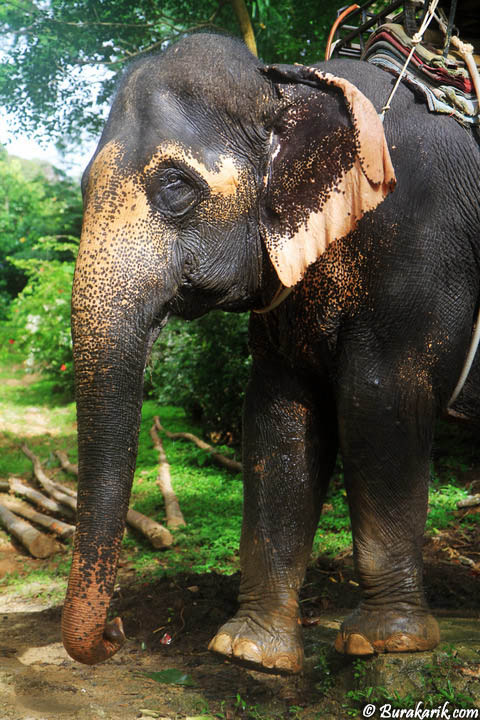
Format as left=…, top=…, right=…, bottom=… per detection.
left=105, top=616, right=126, bottom=645
left=62, top=616, right=126, bottom=665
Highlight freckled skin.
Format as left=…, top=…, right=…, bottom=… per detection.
left=63, top=34, right=480, bottom=672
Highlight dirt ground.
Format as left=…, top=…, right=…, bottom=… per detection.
left=1, top=520, right=480, bottom=720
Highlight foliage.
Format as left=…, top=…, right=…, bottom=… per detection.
left=147, top=312, right=251, bottom=443
left=5, top=236, right=78, bottom=393
left=0, top=148, right=82, bottom=315
left=0, top=0, right=342, bottom=147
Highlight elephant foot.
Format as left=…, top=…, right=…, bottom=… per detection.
left=208, top=607, right=303, bottom=675
left=334, top=604, right=440, bottom=656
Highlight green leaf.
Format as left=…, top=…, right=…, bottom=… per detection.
left=140, top=669, right=196, bottom=687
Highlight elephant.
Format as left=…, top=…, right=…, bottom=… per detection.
left=62, top=32, right=480, bottom=674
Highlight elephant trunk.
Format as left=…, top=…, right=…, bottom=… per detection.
left=61, top=323, right=151, bottom=665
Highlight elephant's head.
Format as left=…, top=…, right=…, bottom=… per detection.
left=62, top=34, right=395, bottom=665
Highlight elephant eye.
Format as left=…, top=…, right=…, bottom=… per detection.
left=148, top=168, right=199, bottom=218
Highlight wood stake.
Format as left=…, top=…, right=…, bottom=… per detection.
left=150, top=419, right=186, bottom=529
left=154, top=416, right=242, bottom=473
left=0, top=504, right=59, bottom=558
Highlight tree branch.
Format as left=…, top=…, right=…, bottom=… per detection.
left=150, top=419, right=186, bottom=529
left=154, top=417, right=242, bottom=473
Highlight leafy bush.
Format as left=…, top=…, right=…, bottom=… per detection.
left=0, top=149, right=82, bottom=316
left=147, top=312, right=251, bottom=443
left=5, top=237, right=78, bottom=394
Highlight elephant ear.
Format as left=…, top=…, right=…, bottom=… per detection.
left=260, top=64, right=396, bottom=288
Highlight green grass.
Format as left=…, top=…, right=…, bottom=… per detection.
left=125, top=400, right=243, bottom=577
left=1, top=346, right=479, bottom=596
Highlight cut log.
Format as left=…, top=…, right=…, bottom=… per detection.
left=126, top=508, right=173, bottom=549
left=0, top=504, right=59, bottom=558
left=0, top=496, right=75, bottom=540
left=150, top=420, right=186, bottom=529
left=55, top=450, right=78, bottom=477
left=52, top=480, right=77, bottom=498
left=21, top=445, right=77, bottom=514
left=18, top=447, right=173, bottom=549
left=7, top=477, right=66, bottom=515
left=154, top=416, right=242, bottom=473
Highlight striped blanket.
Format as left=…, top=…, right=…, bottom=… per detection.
left=363, top=23, right=479, bottom=126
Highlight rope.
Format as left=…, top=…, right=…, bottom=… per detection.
left=434, top=12, right=480, bottom=406
left=449, top=313, right=480, bottom=406
left=379, top=0, right=440, bottom=122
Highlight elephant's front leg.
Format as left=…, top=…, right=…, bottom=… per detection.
left=335, top=366, right=440, bottom=655
left=209, top=360, right=337, bottom=674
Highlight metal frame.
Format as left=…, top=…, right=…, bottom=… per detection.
left=330, top=0, right=422, bottom=60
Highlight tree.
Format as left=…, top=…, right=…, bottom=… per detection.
left=0, top=148, right=82, bottom=315
left=0, top=0, right=341, bottom=148
left=147, top=312, right=251, bottom=444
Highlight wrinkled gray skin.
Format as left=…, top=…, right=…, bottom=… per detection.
left=62, top=33, right=480, bottom=673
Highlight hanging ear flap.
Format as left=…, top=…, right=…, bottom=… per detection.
left=260, top=65, right=396, bottom=288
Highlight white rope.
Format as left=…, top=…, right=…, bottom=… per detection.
left=448, top=310, right=480, bottom=406
left=434, top=11, right=480, bottom=405
left=379, top=0, right=440, bottom=122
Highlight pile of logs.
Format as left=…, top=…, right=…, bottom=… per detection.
left=0, top=416, right=240, bottom=559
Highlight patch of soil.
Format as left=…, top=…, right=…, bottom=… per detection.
left=1, top=532, right=480, bottom=720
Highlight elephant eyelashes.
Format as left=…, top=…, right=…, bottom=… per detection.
left=148, top=169, right=199, bottom=218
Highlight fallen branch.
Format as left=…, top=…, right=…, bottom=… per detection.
left=458, top=494, right=480, bottom=508
left=154, top=416, right=242, bottom=473
left=21, top=445, right=77, bottom=515
left=0, top=504, right=60, bottom=558
left=126, top=508, right=173, bottom=549
left=55, top=450, right=78, bottom=477
left=0, top=496, right=75, bottom=540
left=6, top=477, right=66, bottom=515
left=150, top=420, right=186, bottom=529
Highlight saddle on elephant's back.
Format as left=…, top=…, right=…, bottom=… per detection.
left=329, top=0, right=480, bottom=128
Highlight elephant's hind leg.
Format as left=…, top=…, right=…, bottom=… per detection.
left=209, top=359, right=337, bottom=674
left=335, top=362, right=440, bottom=656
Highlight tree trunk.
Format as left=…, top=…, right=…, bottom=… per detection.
left=231, top=0, right=257, bottom=56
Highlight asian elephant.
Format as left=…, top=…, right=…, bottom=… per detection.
left=62, top=33, right=480, bottom=674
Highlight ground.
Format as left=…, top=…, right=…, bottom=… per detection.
left=1, top=365, right=480, bottom=719
left=1, top=528, right=480, bottom=720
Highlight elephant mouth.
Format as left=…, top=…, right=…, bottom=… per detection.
left=145, top=312, right=170, bottom=366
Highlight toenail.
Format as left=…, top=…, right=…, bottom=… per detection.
left=234, top=638, right=262, bottom=664
left=209, top=633, right=233, bottom=656
left=346, top=633, right=375, bottom=655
